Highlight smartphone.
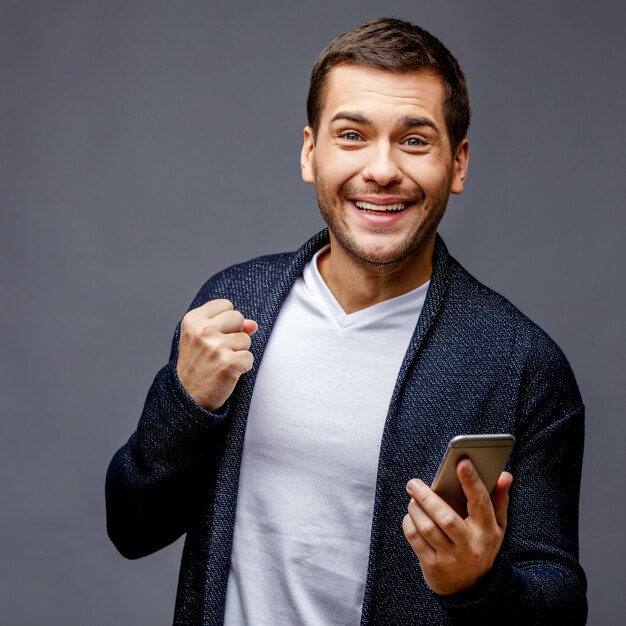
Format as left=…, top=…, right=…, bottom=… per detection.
left=431, top=434, right=515, bottom=515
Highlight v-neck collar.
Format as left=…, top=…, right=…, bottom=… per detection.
left=302, top=244, right=430, bottom=330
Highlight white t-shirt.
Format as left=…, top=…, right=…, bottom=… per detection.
left=223, top=247, right=429, bottom=625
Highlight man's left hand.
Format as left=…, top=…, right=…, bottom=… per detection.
left=402, top=459, right=513, bottom=595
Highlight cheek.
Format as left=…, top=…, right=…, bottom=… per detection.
left=316, top=167, right=354, bottom=197
left=317, top=149, right=363, bottom=183
left=408, top=162, right=453, bottom=194
left=342, top=151, right=367, bottom=171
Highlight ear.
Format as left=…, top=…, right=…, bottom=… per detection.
left=300, top=126, right=315, bottom=184
left=450, top=138, right=469, bottom=195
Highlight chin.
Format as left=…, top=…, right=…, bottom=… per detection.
left=341, top=236, right=431, bottom=268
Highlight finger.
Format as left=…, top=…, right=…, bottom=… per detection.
left=222, top=331, right=253, bottom=352
left=195, top=298, right=234, bottom=319
left=229, top=348, right=254, bottom=374
left=406, top=479, right=466, bottom=544
left=457, top=459, right=494, bottom=525
left=491, top=471, right=513, bottom=530
left=402, top=513, right=435, bottom=560
left=209, top=309, right=247, bottom=334
left=406, top=498, right=453, bottom=550
left=182, top=300, right=234, bottom=333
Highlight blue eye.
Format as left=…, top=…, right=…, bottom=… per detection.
left=405, top=137, right=426, bottom=146
left=341, top=132, right=362, bottom=141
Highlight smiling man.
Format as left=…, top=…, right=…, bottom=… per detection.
left=106, top=18, right=586, bottom=625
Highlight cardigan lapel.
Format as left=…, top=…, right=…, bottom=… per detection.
left=360, top=235, right=453, bottom=624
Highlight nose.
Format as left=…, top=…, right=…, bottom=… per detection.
left=361, top=142, right=402, bottom=187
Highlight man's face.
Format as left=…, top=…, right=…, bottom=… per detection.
left=301, top=64, right=469, bottom=269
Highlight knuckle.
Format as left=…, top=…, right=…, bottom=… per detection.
left=217, top=309, right=244, bottom=330
left=202, top=298, right=233, bottom=320
left=211, top=298, right=233, bottom=312
left=229, top=349, right=254, bottom=374
left=477, top=492, right=492, bottom=508
left=467, top=546, right=483, bottom=565
left=209, top=346, right=237, bottom=374
left=198, top=323, right=214, bottom=340
left=237, top=352, right=254, bottom=375
left=439, top=510, right=456, bottom=530
left=420, top=521, right=438, bottom=540
left=485, top=528, right=501, bottom=545
left=203, top=336, right=223, bottom=357
left=470, top=491, right=491, bottom=510
left=199, top=318, right=223, bottom=339
left=209, top=351, right=227, bottom=372
left=219, top=348, right=238, bottom=367
left=180, top=310, right=196, bottom=332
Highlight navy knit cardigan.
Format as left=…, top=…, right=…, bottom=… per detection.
left=106, top=231, right=587, bottom=625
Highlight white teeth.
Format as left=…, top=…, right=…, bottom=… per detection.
left=355, top=201, right=406, bottom=212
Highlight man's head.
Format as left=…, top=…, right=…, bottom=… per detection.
left=300, top=19, right=471, bottom=275
left=307, top=17, right=470, bottom=151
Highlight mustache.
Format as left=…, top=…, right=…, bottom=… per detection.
left=340, top=182, right=425, bottom=203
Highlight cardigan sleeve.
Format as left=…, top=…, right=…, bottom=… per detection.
left=438, top=410, right=587, bottom=624
left=438, top=329, right=587, bottom=624
left=105, top=326, right=231, bottom=560
left=103, top=254, right=280, bottom=562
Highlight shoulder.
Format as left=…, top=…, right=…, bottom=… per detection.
left=446, top=255, right=569, bottom=365
left=440, top=250, right=582, bottom=415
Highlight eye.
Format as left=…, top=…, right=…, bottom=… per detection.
left=404, top=136, right=427, bottom=147
left=339, top=131, right=363, bottom=142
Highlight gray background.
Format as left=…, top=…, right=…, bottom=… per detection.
left=1, top=1, right=624, bottom=624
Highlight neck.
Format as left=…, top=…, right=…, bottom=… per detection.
left=317, top=235, right=435, bottom=314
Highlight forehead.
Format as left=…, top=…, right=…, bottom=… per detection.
left=321, top=64, right=446, bottom=127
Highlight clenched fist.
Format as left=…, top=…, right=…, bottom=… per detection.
left=176, top=299, right=258, bottom=411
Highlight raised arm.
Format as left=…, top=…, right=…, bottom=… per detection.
left=105, top=298, right=257, bottom=559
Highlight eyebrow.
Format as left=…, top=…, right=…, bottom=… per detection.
left=393, top=116, right=440, bottom=134
left=329, top=112, right=440, bottom=134
left=329, top=112, right=372, bottom=127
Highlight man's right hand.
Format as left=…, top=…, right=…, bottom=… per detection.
left=176, top=299, right=258, bottom=411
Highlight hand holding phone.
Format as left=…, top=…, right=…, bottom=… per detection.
left=403, top=434, right=514, bottom=595
left=431, top=434, right=515, bottom=516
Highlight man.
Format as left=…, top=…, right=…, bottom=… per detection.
left=106, top=18, right=586, bottom=625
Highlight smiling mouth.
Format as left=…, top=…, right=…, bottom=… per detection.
left=354, top=200, right=407, bottom=213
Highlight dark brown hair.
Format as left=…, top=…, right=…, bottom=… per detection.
left=307, top=17, right=470, bottom=150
